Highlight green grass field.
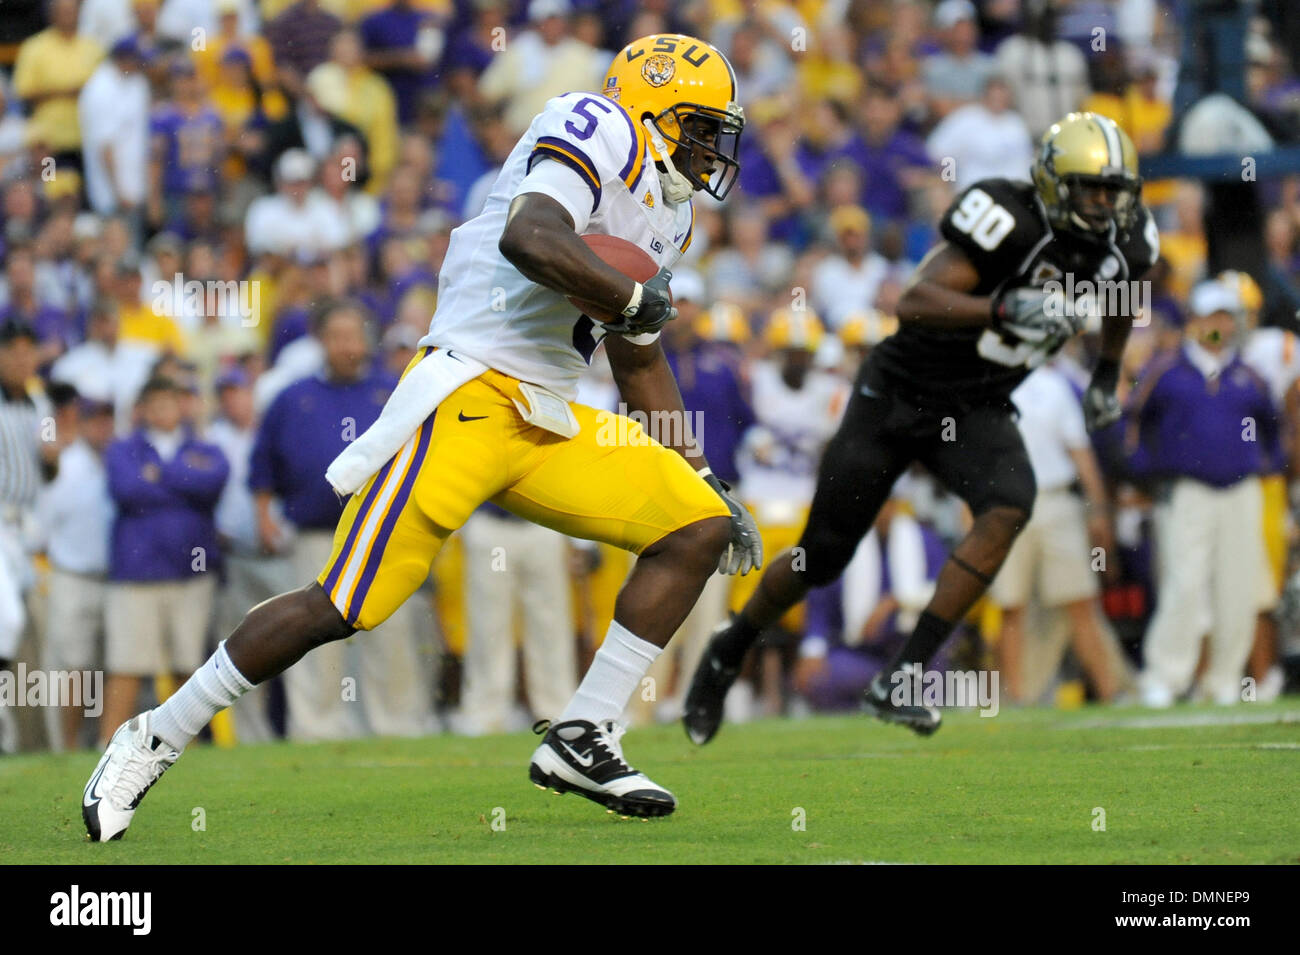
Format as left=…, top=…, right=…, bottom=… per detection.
left=3, top=702, right=1298, bottom=864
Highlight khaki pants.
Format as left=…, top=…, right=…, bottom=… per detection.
left=284, top=530, right=434, bottom=741
left=105, top=577, right=215, bottom=675
left=1141, top=477, right=1265, bottom=705
left=458, top=511, right=576, bottom=733
left=43, top=568, right=107, bottom=671
left=992, top=488, right=1098, bottom=608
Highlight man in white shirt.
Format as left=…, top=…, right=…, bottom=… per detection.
left=926, top=75, right=1034, bottom=190
left=811, top=205, right=891, bottom=329
left=78, top=38, right=150, bottom=218
left=477, top=0, right=603, bottom=136
left=994, top=2, right=1091, bottom=137
left=38, top=398, right=116, bottom=750
left=922, top=0, right=995, bottom=118
left=991, top=364, right=1128, bottom=703
left=49, top=304, right=157, bottom=436
left=243, top=149, right=351, bottom=258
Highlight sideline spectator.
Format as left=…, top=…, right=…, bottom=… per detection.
left=1128, top=283, right=1279, bottom=706
left=991, top=364, right=1128, bottom=704
left=78, top=38, right=151, bottom=221
left=13, top=0, right=103, bottom=165
left=101, top=375, right=229, bottom=742
left=37, top=396, right=115, bottom=749
left=456, top=505, right=576, bottom=735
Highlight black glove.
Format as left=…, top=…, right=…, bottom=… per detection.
left=1083, top=357, right=1122, bottom=432
left=599, top=267, right=677, bottom=337
left=991, top=286, right=1079, bottom=346
left=703, top=472, right=763, bottom=575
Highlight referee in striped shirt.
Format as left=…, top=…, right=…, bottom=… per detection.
left=0, top=320, right=58, bottom=674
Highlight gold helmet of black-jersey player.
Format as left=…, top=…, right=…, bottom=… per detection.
left=1032, top=112, right=1142, bottom=238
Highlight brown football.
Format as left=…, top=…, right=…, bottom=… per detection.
left=568, top=233, right=668, bottom=324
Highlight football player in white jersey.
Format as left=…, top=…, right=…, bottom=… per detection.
left=82, top=34, right=761, bottom=840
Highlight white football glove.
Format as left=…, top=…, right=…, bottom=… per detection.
left=991, top=286, right=1081, bottom=346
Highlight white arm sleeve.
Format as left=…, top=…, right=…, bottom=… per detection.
left=513, top=156, right=594, bottom=233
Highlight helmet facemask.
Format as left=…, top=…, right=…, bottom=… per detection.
left=650, top=102, right=744, bottom=202
left=1056, top=173, right=1142, bottom=237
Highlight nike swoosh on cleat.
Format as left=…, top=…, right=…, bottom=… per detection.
left=458, top=411, right=488, bottom=422
left=559, top=741, right=595, bottom=768
left=83, top=761, right=107, bottom=808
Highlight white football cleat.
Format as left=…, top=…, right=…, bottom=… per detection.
left=82, top=712, right=180, bottom=842
left=529, top=718, right=676, bottom=818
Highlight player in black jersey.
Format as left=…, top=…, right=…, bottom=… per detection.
left=684, top=112, right=1160, bottom=742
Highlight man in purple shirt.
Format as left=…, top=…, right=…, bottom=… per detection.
left=265, top=0, right=342, bottom=92
left=359, top=0, right=443, bottom=125
left=101, top=376, right=229, bottom=743
left=249, top=300, right=430, bottom=741
left=149, top=59, right=225, bottom=228
left=1126, top=281, right=1279, bottom=708
left=855, top=83, right=932, bottom=225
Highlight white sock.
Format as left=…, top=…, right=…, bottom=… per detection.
left=150, top=641, right=255, bottom=750
left=559, top=620, right=660, bottom=725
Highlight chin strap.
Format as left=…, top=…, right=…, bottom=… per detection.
left=643, top=118, right=694, bottom=205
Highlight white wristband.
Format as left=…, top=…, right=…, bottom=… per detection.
left=621, top=281, right=644, bottom=318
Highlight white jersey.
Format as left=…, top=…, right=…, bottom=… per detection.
left=737, top=361, right=846, bottom=508
left=421, top=92, right=697, bottom=402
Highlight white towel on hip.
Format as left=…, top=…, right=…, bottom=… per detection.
left=325, top=348, right=488, bottom=496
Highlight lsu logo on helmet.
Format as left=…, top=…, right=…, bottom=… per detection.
left=642, top=54, right=676, bottom=87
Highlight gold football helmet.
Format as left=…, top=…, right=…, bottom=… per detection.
left=1032, top=112, right=1142, bottom=238
left=838, top=309, right=899, bottom=348
left=695, top=302, right=752, bottom=343
left=764, top=307, right=825, bottom=352
left=603, top=34, right=745, bottom=202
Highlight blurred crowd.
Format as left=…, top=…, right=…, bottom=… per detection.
left=2, top=0, right=1300, bottom=752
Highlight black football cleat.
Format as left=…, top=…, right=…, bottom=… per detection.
left=529, top=719, right=676, bottom=818
left=681, top=622, right=742, bottom=745
left=863, top=674, right=942, bottom=736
